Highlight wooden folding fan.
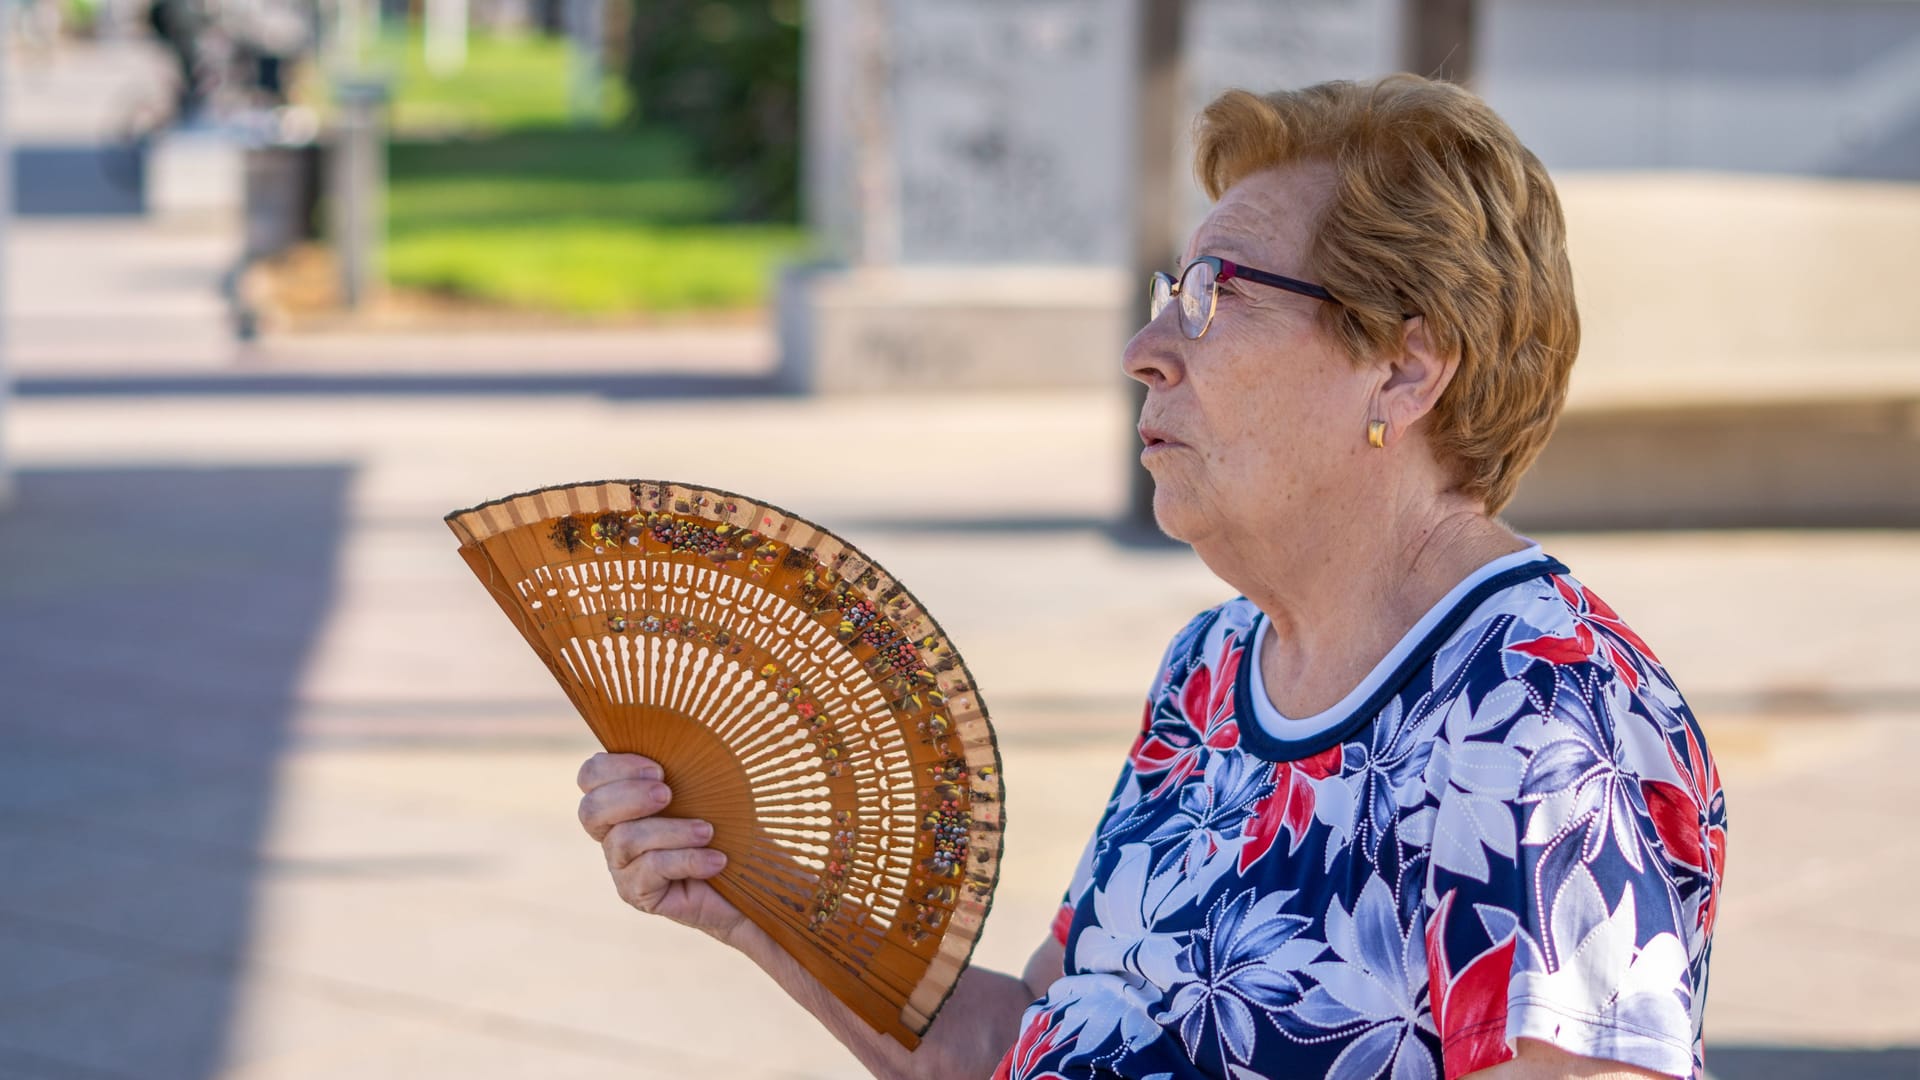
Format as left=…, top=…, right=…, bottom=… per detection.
left=446, top=480, right=1003, bottom=1047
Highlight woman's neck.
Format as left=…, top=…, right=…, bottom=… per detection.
left=1203, top=492, right=1525, bottom=721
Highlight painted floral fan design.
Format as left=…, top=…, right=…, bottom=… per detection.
left=446, top=480, right=1003, bottom=1047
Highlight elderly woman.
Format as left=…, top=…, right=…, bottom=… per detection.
left=576, top=75, right=1725, bottom=1080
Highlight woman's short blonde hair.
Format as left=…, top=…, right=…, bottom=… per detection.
left=1195, top=75, right=1579, bottom=514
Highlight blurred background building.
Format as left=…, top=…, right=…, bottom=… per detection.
left=0, top=2, right=1915, bottom=1078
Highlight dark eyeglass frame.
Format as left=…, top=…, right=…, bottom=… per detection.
left=1148, top=255, right=1416, bottom=339
left=1149, top=256, right=1336, bottom=340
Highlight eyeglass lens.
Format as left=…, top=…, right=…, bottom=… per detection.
left=1148, top=262, right=1219, bottom=339
left=1178, top=260, right=1215, bottom=339
left=1149, top=274, right=1173, bottom=324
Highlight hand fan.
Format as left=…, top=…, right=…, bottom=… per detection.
left=445, top=480, right=1003, bottom=1048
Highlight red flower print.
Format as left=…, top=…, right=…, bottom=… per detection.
left=1238, top=744, right=1343, bottom=871
left=1553, top=576, right=1658, bottom=659
left=1509, top=576, right=1660, bottom=690
left=1049, top=901, right=1075, bottom=947
left=993, top=1007, right=1073, bottom=1080
left=1426, top=890, right=1519, bottom=1080
left=1131, top=634, right=1245, bottom=795
left=1641, top=723, right=1727, bottom=934
left=1508, top=621, right=1600, bottom=667
left=1126, top=698, right=1159, bottom=765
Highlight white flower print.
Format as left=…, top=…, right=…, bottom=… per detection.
left=1420, top=682, right=1531, bottom=883
left=1509, top=867, right=1695, bottom=1079
left=1314, top=696, right=1443, bottom=871
left=1287, top=877, right=1438, bottom=1080
left=1075, top=842, right=1196, bottom=991
left=1154, top=887, right=1321, bottom=1070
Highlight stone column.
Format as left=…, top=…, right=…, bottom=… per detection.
left=332, top=76, right=391, bottom=311
left=1123, top=0, right=1188, bottom=535
left=1404, top=0, right=1474, bottom=82
left=426, top=0, right=470, bottom=75
left=566, top=0, right=604, bottom=124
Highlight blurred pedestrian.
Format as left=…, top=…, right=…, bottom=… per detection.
left=144, top=0, right=205, bottom=119
left=576, top=74, right=1726, bottom=1080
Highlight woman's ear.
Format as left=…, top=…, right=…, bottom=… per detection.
left=1373, top=317, right=1459, bottom=441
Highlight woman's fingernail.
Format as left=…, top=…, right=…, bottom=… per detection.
left=694, top=821, right=714, bottom=841
left=703, top=850, right=727, bottom=871
left=654, top=784, right=672, bottom=805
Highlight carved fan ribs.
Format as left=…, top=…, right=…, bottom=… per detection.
left=447, top=480, right=1003, bottom=1048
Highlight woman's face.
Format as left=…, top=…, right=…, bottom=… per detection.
left=1125, top=163, right=1383, bottom=549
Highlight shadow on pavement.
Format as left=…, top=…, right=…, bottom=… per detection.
left=13, top=143, right=145, bottom=216
left=1711, top=1044, right=1920, bottom=1080
left=13, top=370, right=798, bottom=400
left=0, top=465, right=352, bottom=1079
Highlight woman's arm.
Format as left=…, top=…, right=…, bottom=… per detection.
left=731, top=922, right=1063, bottom=1080
left=1462, top=1038, right=1676, bottom=1080
left=579, top=751, right=1058, bottom=1080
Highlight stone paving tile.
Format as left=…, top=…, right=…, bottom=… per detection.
left=0, top=923, right=135, bottom=1010
left=0, top=965, right=257, bottom=1080
left=0, top=1046, right=122, bottom=1080
left=1698, top=713, right=1920, bottom=1048
left=0, top=962, right=498, bottom=1080
left=212, top=1029, right=743, bottom=1080
left=6, top=856, right=263, bottom=967
left=0, top=823, right=184, bottom=919
left=1708, top=918, right=1920, bottom=1045
left=245, top=880, right=861, bottom=1074
left=0, top=737, right=195, bottom=817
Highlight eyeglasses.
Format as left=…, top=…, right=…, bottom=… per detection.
left=1148, top=255, right=1338, bottom=340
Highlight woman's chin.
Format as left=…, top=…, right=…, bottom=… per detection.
left=1150, top=488, right=1208, bottom=545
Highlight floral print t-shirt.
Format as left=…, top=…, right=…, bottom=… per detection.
left=995, top=548, right=1726, bottom=1080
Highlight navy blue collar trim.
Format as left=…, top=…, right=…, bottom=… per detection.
left=1231, top=556, right=1569, bottom=762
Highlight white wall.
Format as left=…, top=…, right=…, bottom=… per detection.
left=1477, top=0, right=1920, bottom=180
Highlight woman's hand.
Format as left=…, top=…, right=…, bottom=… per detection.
left=578, top=751, right=1050, bottom=1080
left=576, top=752, right=746, bottom=946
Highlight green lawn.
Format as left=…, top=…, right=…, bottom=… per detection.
left=369, top=30, right=628, bottom=135
left=369, top=31, right=807, bottom=315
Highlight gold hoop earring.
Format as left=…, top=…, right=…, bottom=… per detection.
left=1367, top=420, right=1387, bottom=449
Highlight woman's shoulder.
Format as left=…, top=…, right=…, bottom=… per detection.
left=1473, top=565, right=1679, bottom=702
left=1431, top=563, right=1711, bottom=798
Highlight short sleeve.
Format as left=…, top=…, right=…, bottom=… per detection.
left=1422, top=667, right=1707, bottom=1080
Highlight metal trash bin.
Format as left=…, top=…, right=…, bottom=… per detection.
left=242, top=140, right=321, bottom=262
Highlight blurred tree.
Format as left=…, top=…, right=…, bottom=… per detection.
left=622, top=0, right=802, bottom=221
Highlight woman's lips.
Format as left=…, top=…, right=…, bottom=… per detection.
left=1138, top=426, right=1186, bottom=459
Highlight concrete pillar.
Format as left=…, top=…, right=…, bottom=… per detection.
left=426, top=0, right=470, bottom=75
left=1404, top=0, right=1475, bottom=82
left=566, top=0, right=603, bottom=123
left=331, top=76, right=391, bottom=311
left=1122, top=0, right=1186, bottom=536
left=851, top=0, right=896, bottom=267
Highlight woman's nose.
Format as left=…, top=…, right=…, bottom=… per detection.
left=1123, top=310, right=1186, bottom=388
